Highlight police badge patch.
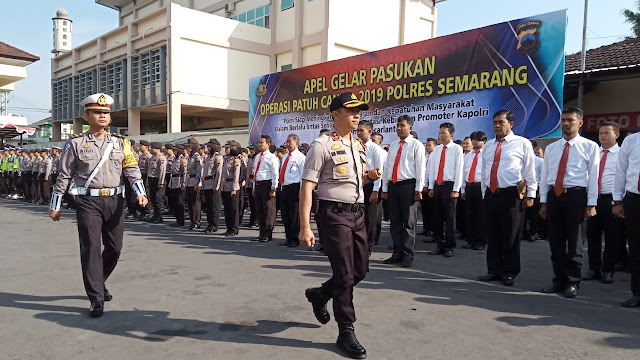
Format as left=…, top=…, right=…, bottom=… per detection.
left=516, top=20, right=542, bottom=55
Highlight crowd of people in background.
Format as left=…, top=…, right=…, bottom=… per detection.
left=1, top=105, right=639, bottom=308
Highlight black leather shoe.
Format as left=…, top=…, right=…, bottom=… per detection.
left=287, top=242, right=300, bottom=248
left=305, top=288, right=330, bottom=324
left=462, top=243, right=474, bottom=249
left=259, top=237, right=272, bottom=242
left=601, top=272, right=614, bottom=284
left=125, top=213, right=136, bottom=220
left=104, top=289, right=113, bottom=302
left=428, top=247, right=444, bottom=255
left=203, top=226, right=218, bottom=233
left=252, top=236, right=263, bottom=242
left=279, top=240, right=291, bottom=246
left=225, top=230, right=238, bottom=237
left=151, top=217, right=164, bottom=224
left=444, top=249, right=454, bottom=257
left=582, top=269, right=602, bottom=280
left=337, top=324, right=367, bottom=359
left=401, top=257, right=413, bottom=268
left=89, top=300, right=104, bottom=318
left=502, top=276, right=514, bottom=286
left=541, top=283, right=564, bottom=293
left=187, top=224, right=201, bottom=230
left=564, top=284, right=578, bottom=298
left=383, top=255, right=403, bottom=264
left=621, top=295, right=640, bottom=308
left=478, top=273, right=500, bottom=282
left=472, top=244, right=486, bottom=250
left=528, top=235, right=536, bottom=242
left=170, top=222, right=185, bottom=227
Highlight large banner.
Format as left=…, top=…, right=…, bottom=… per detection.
left=249, top=10, right=566, bottom=145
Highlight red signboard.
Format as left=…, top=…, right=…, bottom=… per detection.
left=584, top=112, right=640, bottom=132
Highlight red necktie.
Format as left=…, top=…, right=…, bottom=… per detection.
left=254, top=153, right=264, bottom=178
left=391, top=140, right=404, bottom=183
left=468, top=150, right=480, bottom=183
left=490, top=140, right=503, bottom=193
left=554, top=142, right=570, bottom=197
left=279, top=153, right=291, bottom=185
left=436, top=145, right=447, bottom=185
left=598, top=149, right=609, bottom=194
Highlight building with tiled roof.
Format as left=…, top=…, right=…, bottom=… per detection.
left=0, top=41, right=40, bottom=63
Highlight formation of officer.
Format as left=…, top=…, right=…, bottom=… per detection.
left=47, top=93, right=148, bottom=318
left=278, top=134, right=305, bottom=247
left=252, top=135, right=279, bottom=242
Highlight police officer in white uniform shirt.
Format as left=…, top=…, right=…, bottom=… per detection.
left=49, top=93, right=148, bottom=318
left=461, top=131, right=486, bottom=250
left=613, top=130, right=640, bottom=307
left=278, top=134, right=306, bottom=247
left=252, top=135, right=279, bottom=242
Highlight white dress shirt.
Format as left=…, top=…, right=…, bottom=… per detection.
left=364, top=139, right=387, bottom=190
left=382, top=136, right=425, bottom=192
left=598, top=144, right=619, bottom=195
left=423, top=152, right=432, bottom=189
left=539, top=135, right=599, bottom=206
left=613, top=132, right=640, bottom=201
left=481, top=132, right=538, bottom=198
left=253, top=150, right=280, bottom=190
left=280, top=148, right=306, bottom=186
left=461, top=149, right=483, bottom=194
left=428, top=141, right=464, bottom=192
left=534, top=156, right=544, bottom=183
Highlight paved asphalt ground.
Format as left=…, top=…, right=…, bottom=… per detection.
left=1, top=198, right=639, bottom=359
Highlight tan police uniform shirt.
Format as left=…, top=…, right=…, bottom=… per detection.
left=169, top=154, right=188, bottom=189
left=53, top=132, right=142, bottom=195
left=302, top=128, right=367, bottom=204
left=138, top=151, right=152, bottom=175
left=186, top=153, right=203, bottom=187
left=41, top=157, right=53, bottom=178
left=220, top=155, right=241, bottom=192
left=148, top=153, right=167, bottom=184
left=33, top=157, right=42, bottom=174
left=203, top=152, right=224, bottom=190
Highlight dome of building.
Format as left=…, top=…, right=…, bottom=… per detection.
left=56, top=9, right=69, bottom=19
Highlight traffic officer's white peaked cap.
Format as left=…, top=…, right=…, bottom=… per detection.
left=79, top=93, right=114, bottom=112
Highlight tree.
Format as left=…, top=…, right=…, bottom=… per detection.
left=622, top=0, right=640, bottom=38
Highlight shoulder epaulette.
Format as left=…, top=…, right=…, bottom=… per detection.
left=111, top=133, right=125, bottom=139
left=70, top=133, right=82, bottom=139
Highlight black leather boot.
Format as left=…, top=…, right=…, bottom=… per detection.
left=337, top=324, right=367, bottom=359
left=89, top=300, right=104, bottom=318
left=305, top=287, right=330, bottom=324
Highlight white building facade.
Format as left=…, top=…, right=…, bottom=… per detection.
left=50, top=0, right=443, bottom=140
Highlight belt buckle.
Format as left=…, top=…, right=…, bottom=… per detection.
left=222, top=178, right=228, bottom=182
left=563, top=188, right=568, bottom=194
left=100, top=188, right=111, bottom=197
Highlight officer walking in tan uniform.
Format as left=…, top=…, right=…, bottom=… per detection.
left=186, top=143, right=204, bottom=230
left=49, top=93, right=148, bottom=318
left=221, top=141, right=241, bottom=236
left=137, top=140, right=153, bottom=220
left=203, top=139, right=224, bottom=233
left=299, top=92, right=381, bottom=359
left=39, top=148, right=53, bottom=205
left=147, top=142, right=167, bottom=223
left=168, top=144, right=188, bottom=227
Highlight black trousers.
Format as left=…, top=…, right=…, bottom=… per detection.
left=420, top=192, right=435, bottom=234
left=485, top=187, right=525, bottom=277
left=170, top=187, right=185, bottom=225
left=204, top=189, right=222, bottom=229
left=186, top=186, right=201, bottom=226
left=39, top=174, right=51, bottom=203
left=465, top=183, right=486, bottom=246
left=255, top=181, right=276, bottom=238
left=317, top=202, right=368, bottom=325
left=237, top=186, right=245, bottom=226
left=222, top=191, right=239, bottom=232
left=434, top=181, right=457, bottom=249
left=14, top=172, right=22, bottom=195
left=586, top=194, right=626, bottom=273
left=280, top=183, right=301, bottom=244
left=32, top=173, right=41, bottom=203
left=248, top=186, right=257, bottom=225
left=364, top=182, right=383, bottom=247
left=623, top=193, right=640, bottom=295
left=148, top=177, right=165, bottom=218
left=456, top=197, right=466, bottom=240
left=164, top=175, right=171, bottom=210
left=547, top=188, right=587, bottom=286
left=123, top=177, right=135, bottom=214
left=0, top=174, right=5, bottom=194
left=23, top=171, right=32, bottom=200
left=388, top=179, right=418, bottom=259
left=74, top=195, right=125, bottom=302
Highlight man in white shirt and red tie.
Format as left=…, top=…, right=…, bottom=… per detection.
left=381, top=115, right=425, bottom=267
left=613, top=129, right=640, bottom=307
left=427, top=122, right=464, bottom=258
left=253, top=135, right=280, bottom=242
left=278, top=134, right=306, bottom=247
left=420, top=138, right=437, bottom=241
left=461, top=131, right=487, bottom=250
left=584, top=122, right=625, bottom=284
left=539, top=107, right=599, bottom=298
left=357, top=120, right=387, bottom=250
left=479, top=110, right=537, bottom=286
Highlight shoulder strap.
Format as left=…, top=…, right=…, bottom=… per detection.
left=83, top=141, right=114, bottom=189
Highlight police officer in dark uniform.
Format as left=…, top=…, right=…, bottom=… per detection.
left=49, top=93, right=148, bottom=318
left=203, top=139, right=223, bottom=233
left=299, top=92, right=381, bottom=359
left=147, top=142, right=167, bottom=223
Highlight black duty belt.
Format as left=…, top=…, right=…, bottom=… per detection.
left=466, top=182, right=481, bottom=187
left=282, top=182, right=301, bottom=189
left=318, top=200, right=364, bottom=213
left=549, top=186, right=586, bottom=194
left=435, top=181, right=454, bottom=186
left=204, top=175, right=216, bottom=180
left=490, top=186, right=517, bottom=195
left=148, top=176, right=159, bottom=180
left=256, top=180, right=271, bottom=185
left=222, top=178, right=233, bottom=182
left=170, top=173, right=184, bottom=178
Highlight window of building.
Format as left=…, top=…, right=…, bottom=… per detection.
left=63, top=42, right=67, bottom=46
left=281, top=0, right=294, bottom=10
left=231, top=4, right=270, bottom=28
left=281, top=64, right=293, bottom=71
left=63, top=21, right=67, bottom=25
left=63, top=35, right=67, bottom=40
left=63, top=28, right=67, bottom=32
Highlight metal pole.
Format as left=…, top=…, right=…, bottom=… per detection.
left=577, top=0, right=588, bottom=110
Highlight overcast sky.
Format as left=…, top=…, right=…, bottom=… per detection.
left=1, top=0, right=637, bottom=124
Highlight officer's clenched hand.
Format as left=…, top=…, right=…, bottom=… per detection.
left=138, top=195, right=149, bottom=207
left=539, top=203, right=547, bottom=219
left=521, top=197, right=534, bottom=209
left=299, top=226, right=315, bottom=248
left=366, top=168, right=382, bottom=181
left=270, top=190, right=276, bottom=198
left=380, top=192, right=388, bottom=200
left=612, top=203, right=624, bottom=218
left=48, top=209, right=61, bottom=222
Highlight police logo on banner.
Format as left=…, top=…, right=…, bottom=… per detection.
left=516, top=20, right=542, bottom=55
